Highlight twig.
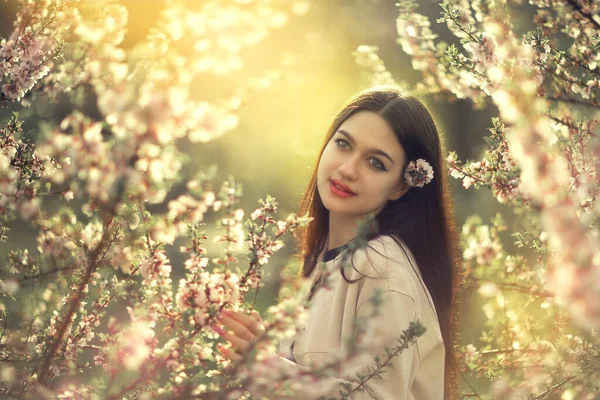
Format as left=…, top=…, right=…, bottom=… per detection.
left=340, top=323, right=424, bottom=398
left=18, top=265, right=77, bottom=284
left=564, top=0, right=600, bottom=31
left=531, top=369, right=584, bottom=399
left=546, top=94, right=599, bottom=108
left=35, top=215, right=116, bottom=385
left=443, top=5, right=481, bottom=45
left=559, top=51, right=600, bottom=77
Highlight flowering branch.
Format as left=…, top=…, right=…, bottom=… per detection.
left=564, top=0, right=600, bottom=31
left=35, top=215, right=117, bottom=385
left=329, top=321, right=426, bottom=400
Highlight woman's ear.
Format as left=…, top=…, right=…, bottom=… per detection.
left=389, top=180, right=410, bottom=201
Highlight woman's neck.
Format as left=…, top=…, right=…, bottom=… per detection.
left=327, top=213, right=359, bottom=250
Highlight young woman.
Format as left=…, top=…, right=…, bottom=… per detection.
left=214, top=86, right=460, bottom=399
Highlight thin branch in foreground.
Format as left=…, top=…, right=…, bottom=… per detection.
left=18, top=265, right=77, bottom=284
left=34, top=216, right=116, bottom=385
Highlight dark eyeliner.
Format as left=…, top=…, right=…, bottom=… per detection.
left=371, top=158, right=387, bottom=171
left=334, top=138, right=350, bottom=148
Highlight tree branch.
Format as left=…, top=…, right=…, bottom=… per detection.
left=564, top=0, right=600, bottom=31
left=18, top=265, right=77, bottom=284
left=35, top=218, right=115, bottom=385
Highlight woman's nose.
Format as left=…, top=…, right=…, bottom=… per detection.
left=338, top=156, right=359, bottom=181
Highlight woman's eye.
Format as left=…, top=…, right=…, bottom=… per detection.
left=334, top=138, right=350, bottom=149
left=370, top=158, right=386, bottom=171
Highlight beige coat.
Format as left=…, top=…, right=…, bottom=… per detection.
left=253, top=235, right=445, bottom=399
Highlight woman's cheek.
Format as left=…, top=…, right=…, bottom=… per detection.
left=317, top=150, right=333, bottom=179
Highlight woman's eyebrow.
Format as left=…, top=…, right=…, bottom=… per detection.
left=336, top=129, right=395, bottom=164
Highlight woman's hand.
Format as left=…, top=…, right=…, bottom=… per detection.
left=213, top=309, right=267, bottom=363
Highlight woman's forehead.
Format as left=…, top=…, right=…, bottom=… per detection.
left=337, top=111, right=404, bottom=156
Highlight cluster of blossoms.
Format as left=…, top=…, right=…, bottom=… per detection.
left=37, top=112, right=123, bottom=206
left=353, top=45, right=398, bottom=87
left=155, top=1, right=310, bottom=76
left=140, top=250, right=173, bottom=287
left=0, top=114, right=45, bottom=220
left=248, top=196, right=310, bottom=268
left=446, top=117, right=526, bottom=205
left=395, top=0, right=487, bottom=105
left=112, top=318, right=158, bottom=371
left=212, top=179, right=246, bottom=267
left=0, top=26, right=56, bottom=102
left=176, top=233, right=242, bottom=329
left=91, top=0, right=310, bottom=150
left=177, top=270, right=241, bottom=327
left=0, top=0, right=96, bottom=106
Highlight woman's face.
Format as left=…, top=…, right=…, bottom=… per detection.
left=317, top=111, right=409, bottom=220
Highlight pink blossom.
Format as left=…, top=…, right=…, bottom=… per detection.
left=251, top=208, right=262, bottom=220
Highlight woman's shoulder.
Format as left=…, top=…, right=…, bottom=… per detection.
left=347, top=235, right=441, bottom=336
left=344, top=234, right=418, bottom=283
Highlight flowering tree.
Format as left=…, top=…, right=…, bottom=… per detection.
left=385, top=0, right=600, bottom=398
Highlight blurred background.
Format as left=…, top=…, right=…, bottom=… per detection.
left=0, top=0, right=513, bottom=352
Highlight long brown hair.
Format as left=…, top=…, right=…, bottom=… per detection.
left=296, top=86, right=460, bottom=398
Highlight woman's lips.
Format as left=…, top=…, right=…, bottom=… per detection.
left=329, top=179, right=356, bottom=198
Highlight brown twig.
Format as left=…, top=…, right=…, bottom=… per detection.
left=531, top=369, right=586, bottom=399
left=546, top=94, right=599, bottom=108
left=564, top=0, right=600, bottom=31
left=35, top=217, right=115, bottom=385
left=18, top=265, right=77, bottom=284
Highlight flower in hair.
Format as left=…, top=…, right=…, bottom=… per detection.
left=404, top=159, right=434, bottom=187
